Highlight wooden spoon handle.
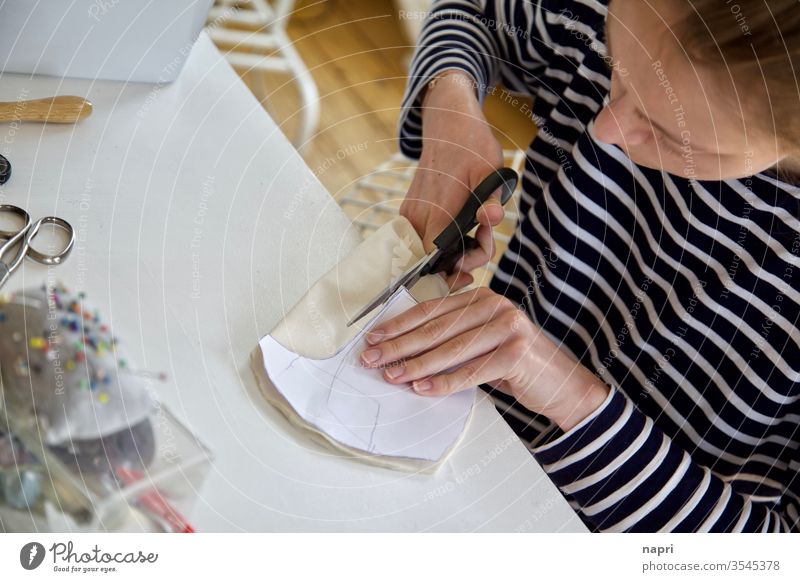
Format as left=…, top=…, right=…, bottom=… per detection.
left=0, top=96, right=93, bottom=123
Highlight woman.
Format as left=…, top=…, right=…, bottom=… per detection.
left=359, top=0, right=799, bottom=532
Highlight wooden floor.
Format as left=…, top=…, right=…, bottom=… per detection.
left=212, top=0, right=537, bottom=283
left=222, top=0, right=538, bottom=198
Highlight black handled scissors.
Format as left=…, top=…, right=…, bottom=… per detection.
left=346, top=167, right=519, bottom=327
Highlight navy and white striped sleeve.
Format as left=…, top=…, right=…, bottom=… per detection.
left=533, top=387, right=800, bottom=532
left=398, top=0, right=552, bottom=158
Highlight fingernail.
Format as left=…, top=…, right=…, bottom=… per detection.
left=413, top=380, right=432, bottom=393
left=384, top=366, right=404, bottom=380
left=366, top=329, right=384, bottom=344
left=361, top=349, right=381, bottom=365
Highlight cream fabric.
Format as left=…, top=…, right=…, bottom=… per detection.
left=270, top=216, right=448, bottom=358
left=251, top=216, right=472, bottom=472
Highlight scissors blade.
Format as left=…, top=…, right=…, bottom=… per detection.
left=346, top=249, right=438, bottom=327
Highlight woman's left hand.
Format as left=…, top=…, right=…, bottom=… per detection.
left=360, top=288, right=610, bottom=432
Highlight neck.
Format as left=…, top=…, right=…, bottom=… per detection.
left=769, top=156, right=800, bottom=184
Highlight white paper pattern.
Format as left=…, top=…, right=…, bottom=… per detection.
left=258, top=289, right=475, bottom=461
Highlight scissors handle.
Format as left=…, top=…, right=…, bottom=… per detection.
left=0, top=204, right=32, bottom=239
left=0, top=205, right=32, bottom=285
left=24, top=216, right=75, bottom=265
left=426, top=167, right=518, bottom=275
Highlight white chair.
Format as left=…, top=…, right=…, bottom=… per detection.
left=206, top=0, right=319, bottom=149
left=337, top=149, right=526, bottom=277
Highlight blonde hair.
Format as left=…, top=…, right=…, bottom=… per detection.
left=680, top=0, right=800, bottom=154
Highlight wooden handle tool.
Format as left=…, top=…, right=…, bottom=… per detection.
left=0, top=96, right=93, bottom=124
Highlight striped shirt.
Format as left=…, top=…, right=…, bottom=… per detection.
left=399, top=0, right=800, bottom=532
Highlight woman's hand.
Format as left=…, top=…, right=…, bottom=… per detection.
left=360, top=289, right=610, bottom=432
left=401, top=70, right=505, bottom=290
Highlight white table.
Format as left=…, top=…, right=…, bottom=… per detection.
left=0, top=33, right=587, bottom=532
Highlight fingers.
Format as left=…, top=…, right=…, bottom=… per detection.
left=400, top=188, right=432, bottom=250
left=409, top=330, right=529, bottom=397
left=402, top=165, right=507, bottom=254
left=454, top=222, right=495, bottom=274
left=366, top=288, right=489, bottom=344
left=361, top=292, right=500, bottom=368
left=445, top=271, right=474, bottom=291
left=378, top=319, right=509, bottom=387
left=410, top=351, right=511, bottom=396
left=476, top=195, right=505, bottom=227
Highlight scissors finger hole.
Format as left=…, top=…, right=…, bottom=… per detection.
left=26, top=217, right=75, bottom=265
left=0, top=204, right=31, bottom=238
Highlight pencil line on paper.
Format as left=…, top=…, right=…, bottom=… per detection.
left=323, top=329, right=382, bottom=449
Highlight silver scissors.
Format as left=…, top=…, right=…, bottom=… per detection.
left=347, top=167, right=519, bottom=326
left=0, top=204, right=75, bottom=288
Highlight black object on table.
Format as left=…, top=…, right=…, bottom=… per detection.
left=0, top=155, right=10, bottom=185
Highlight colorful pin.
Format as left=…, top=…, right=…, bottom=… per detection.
left=28, top=337, right=47, bottom=350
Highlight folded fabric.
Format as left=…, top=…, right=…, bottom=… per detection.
left=251, top=216, right=476, bottom=471
left=270, top=216, right=448, bottom=358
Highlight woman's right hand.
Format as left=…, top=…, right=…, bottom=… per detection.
left=400, top=71, right=505, bottom=290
